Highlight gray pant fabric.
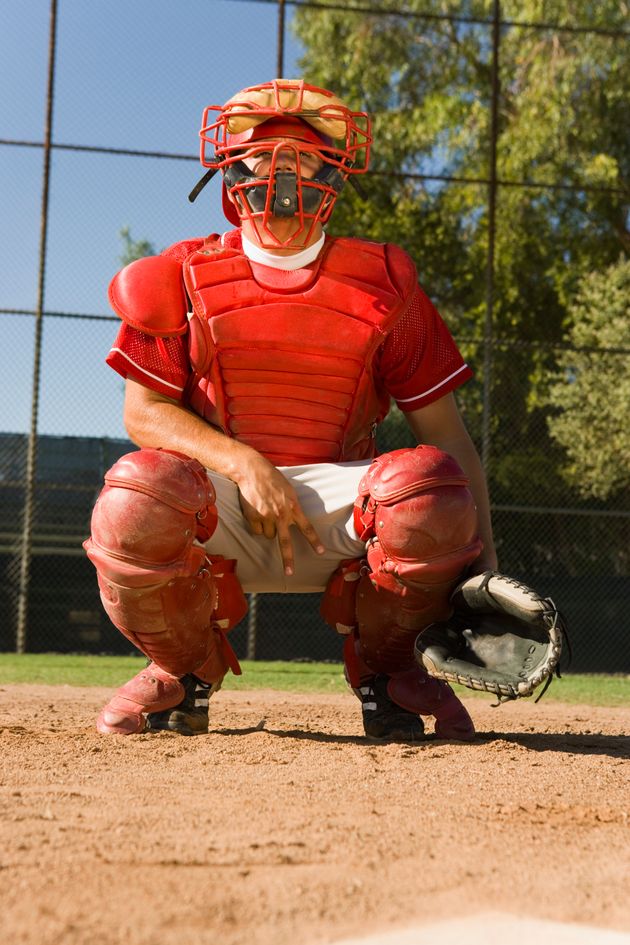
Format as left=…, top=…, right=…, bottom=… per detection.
left=204, top=461, right=369, bottom=593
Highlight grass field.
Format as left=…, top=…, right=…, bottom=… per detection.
left=0, top=653, right=628, bottom=706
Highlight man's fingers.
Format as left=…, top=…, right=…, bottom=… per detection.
left=238, top=487, right=324, bottom=573
left=276, top=522, right=295, bottom=576
left=238, top=493, right=277, bottom=538
left=241, top=506, right=264, bottom=536
left=262, top=518, right=277, bottom=540
left=245, top=515, right=275, bottom=539
left=292, top=506, right=325, bottom=555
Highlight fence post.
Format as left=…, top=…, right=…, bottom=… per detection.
left=276, top=0, right=286, bottom=77
left=16, top=0, right=58, bottom=653
left=246, top=593, right=258, bottom=660
left=481, top=0, right=501, bottom=473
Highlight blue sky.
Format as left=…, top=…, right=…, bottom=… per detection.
left=1, top=0, right=304, bottom=439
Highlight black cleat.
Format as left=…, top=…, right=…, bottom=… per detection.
left=146, top=675, right=210, bottom=736
left=359, top=674, right=425, bottom=742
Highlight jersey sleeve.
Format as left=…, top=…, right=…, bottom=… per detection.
left=378, top=286, right=472, bottom=412
left=106, top=322, right=191, bottom=400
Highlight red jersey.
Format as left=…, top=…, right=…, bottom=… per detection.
left=107, top=234, right=471, bottom=415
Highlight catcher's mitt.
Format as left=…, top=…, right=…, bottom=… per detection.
left=414, top=571, right=567, bottom=702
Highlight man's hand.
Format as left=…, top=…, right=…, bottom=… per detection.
left=121, top=379, right=325, bottom=575
left=236, top=455, right=325, bottom=576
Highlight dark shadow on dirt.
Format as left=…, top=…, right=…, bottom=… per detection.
left=212, top=725, right=370, bottom=744
left=211, top=725, right=629, bottom=758
left=475, top=730, right=630, bottom=758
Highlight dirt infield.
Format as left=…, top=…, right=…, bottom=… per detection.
left=1, top=683, right=628, bottom=945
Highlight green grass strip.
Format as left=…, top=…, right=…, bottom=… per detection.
left=0, top=653, right=628, bottom=706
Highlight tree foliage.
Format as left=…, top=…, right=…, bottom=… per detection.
left=292, top=0, right=629, bottom=505
left=119, top=226, right=156, bottom=266
left=293, top=0, right=628, bottom=321
left=546, top=257, right=630, bottom=500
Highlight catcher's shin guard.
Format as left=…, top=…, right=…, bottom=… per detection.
left=322, top=445, right=482, bottom=672
left=352, top=445, right=482, bottom=672
left=321, top=445, right=481, bottom=738
left=386, top=666, right=475, bottom=740
left=356, top=673, right=426, bottom=742
left=341, top=632, right=474, bottom=741
left=84, top=449, right=247, bottom=733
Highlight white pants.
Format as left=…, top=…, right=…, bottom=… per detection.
left=204, top=461, right=369, bottom=593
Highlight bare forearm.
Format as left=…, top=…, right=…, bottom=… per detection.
left=436, top=433, right=497, bottom=568
left=404, top=395, right=498, bottom=570
left=123, top=386, right=257, bottom=486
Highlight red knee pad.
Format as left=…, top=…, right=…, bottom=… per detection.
left=86, top=448, right=218, bottom=585
left=354, top=445, right=482, bottom=593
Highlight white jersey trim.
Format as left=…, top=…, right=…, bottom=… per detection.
left=396, top=364, right=469, bottom=404
left=110, top=348, right=185, bottom=393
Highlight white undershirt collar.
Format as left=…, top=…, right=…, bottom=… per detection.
left=238, top=231, right=325, bottom=270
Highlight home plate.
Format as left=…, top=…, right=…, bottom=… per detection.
left=328, top=913, right=630, bottom=945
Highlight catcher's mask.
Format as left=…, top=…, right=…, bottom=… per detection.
left=189, top=78, right=372, bottom=248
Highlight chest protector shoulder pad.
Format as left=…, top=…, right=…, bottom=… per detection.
left=108, top=254, right=190, bottom=337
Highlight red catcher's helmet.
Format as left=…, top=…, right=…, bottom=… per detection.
left=195, top=79, right=372, bottom=248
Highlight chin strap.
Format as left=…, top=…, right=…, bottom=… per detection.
left=188, top=166, right=219, bottom=203
left=348, top=175, right=368, bottom=200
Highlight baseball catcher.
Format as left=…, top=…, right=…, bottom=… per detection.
left=85, top=78, right=500, bottom=741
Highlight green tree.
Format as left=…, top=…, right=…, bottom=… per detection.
left=292, top=0, right=629, bottom=504
left=546, top=258, right=630, bottom=500
left=293, top=0, right=628, bottom=313
left=119, top=226, right=156, bottom=266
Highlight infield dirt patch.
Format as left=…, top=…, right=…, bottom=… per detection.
left=1, top=684, right=628, bottom=945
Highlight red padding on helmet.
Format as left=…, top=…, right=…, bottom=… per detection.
left=228, top=115, right=330, bottom=148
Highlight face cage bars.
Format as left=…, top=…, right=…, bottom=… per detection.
left=199, top=104, right=372, bottom=175
left=228, top=144, right=343, bottom=247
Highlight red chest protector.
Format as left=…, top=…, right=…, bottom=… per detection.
left=182, top=236, right=417, bottom=466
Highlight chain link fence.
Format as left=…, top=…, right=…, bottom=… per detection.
left=1, top=0, right=629, bottom=673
